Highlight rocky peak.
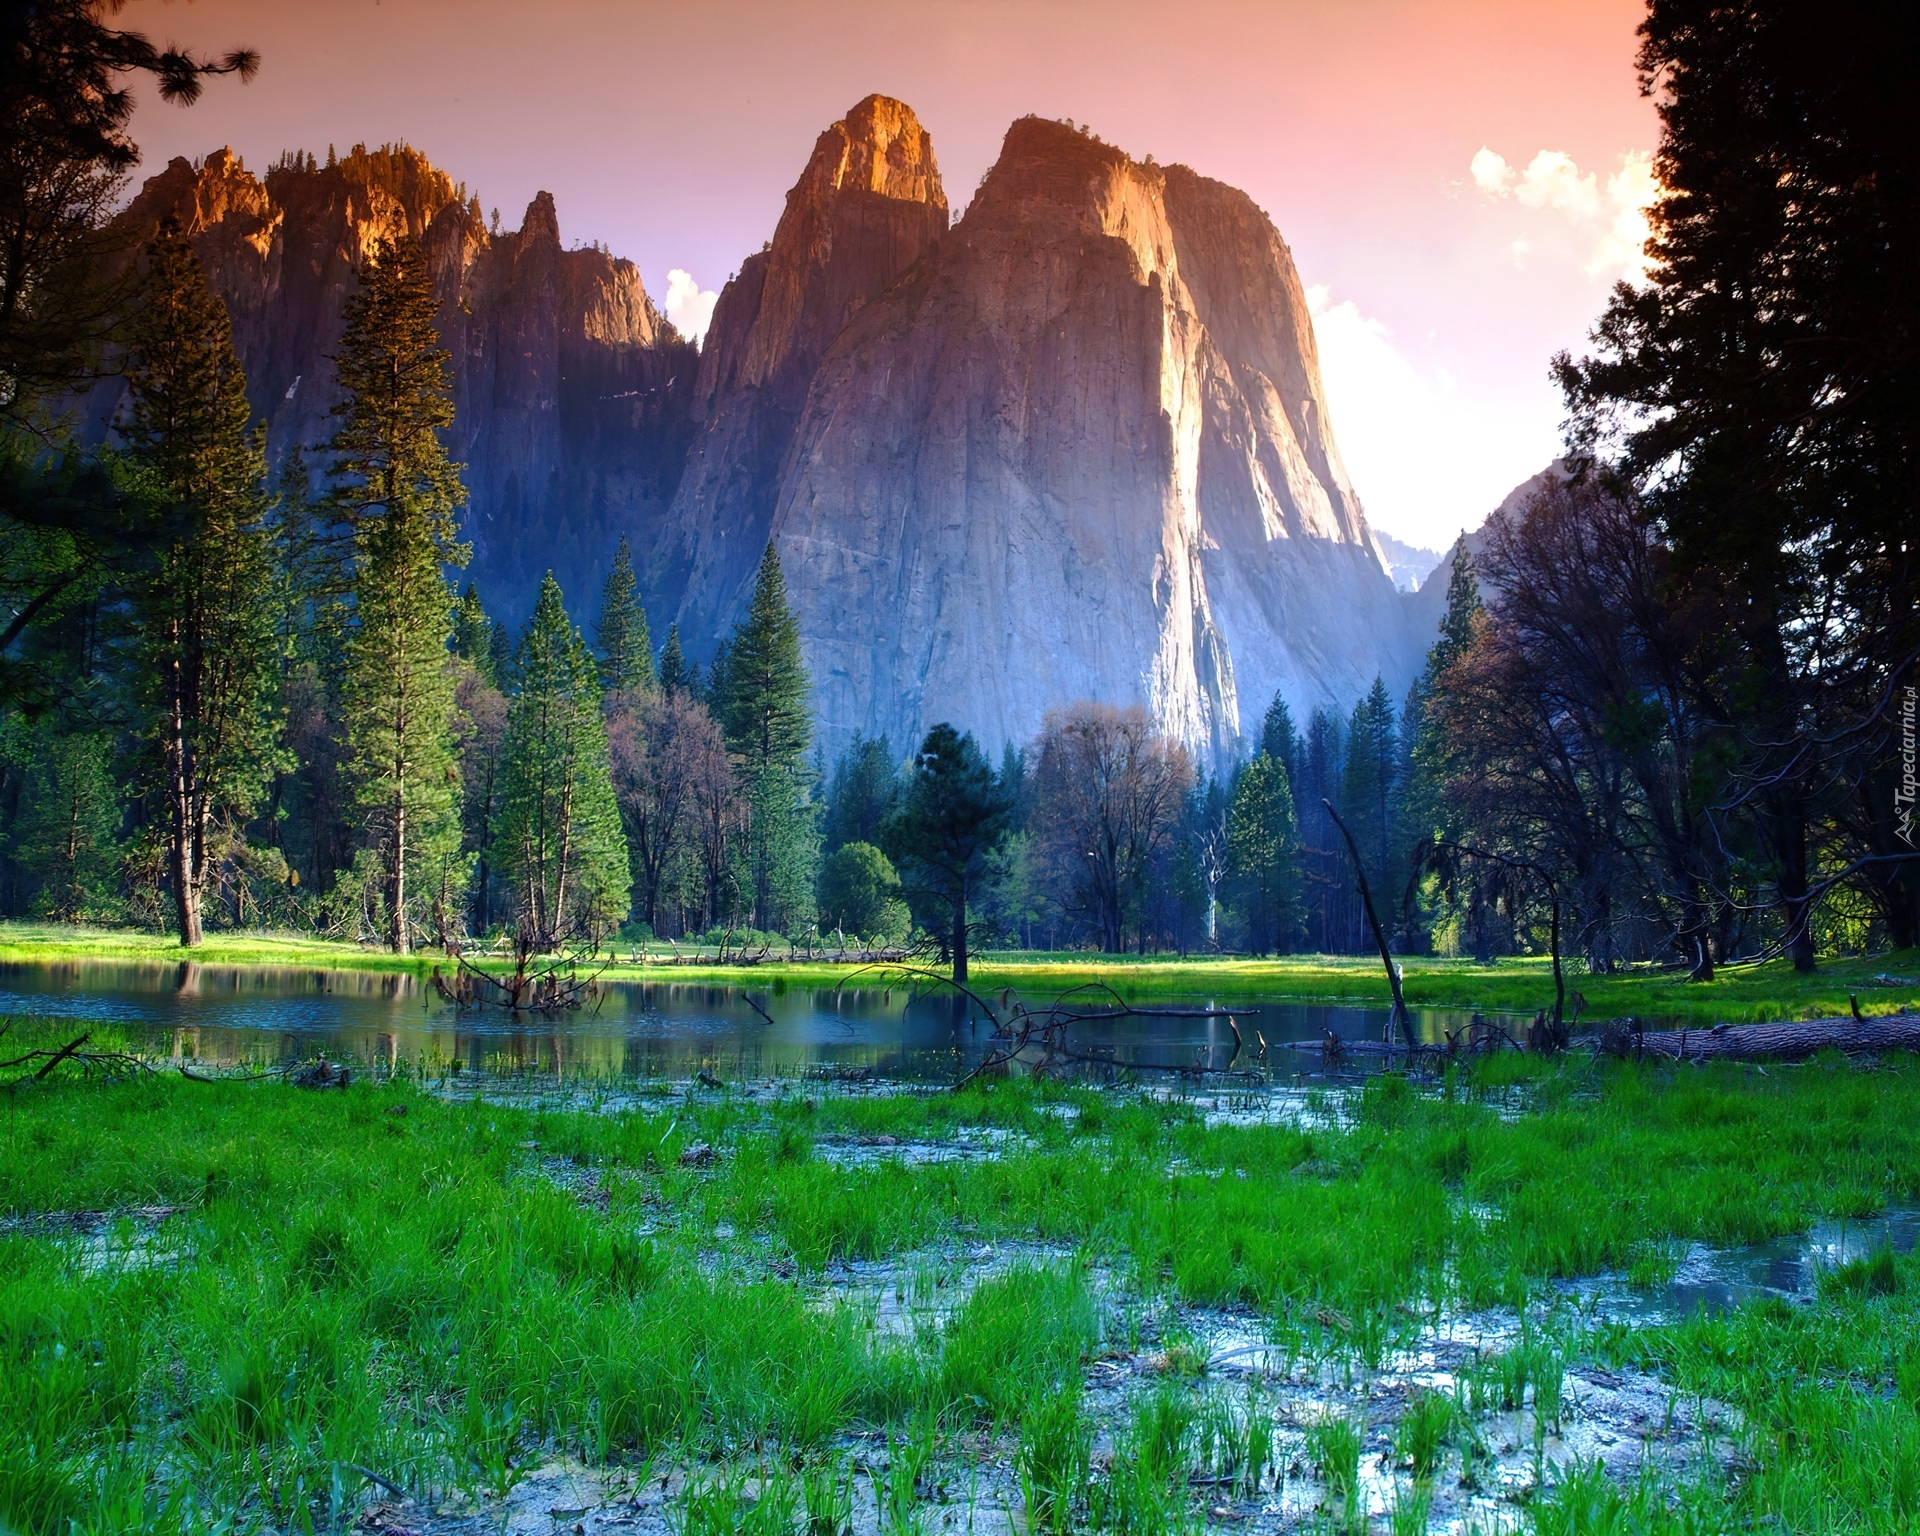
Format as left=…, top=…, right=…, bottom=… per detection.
left=807, top=93, right=946, bottom=206
left=662, top=96, right=950, bottom=645
left=755, top=110, right=1418, bottom=766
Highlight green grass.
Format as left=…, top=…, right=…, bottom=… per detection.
left=1, top=1042, right=1918, bottom=1531
left=6, top=919, right=1918, bottom=1023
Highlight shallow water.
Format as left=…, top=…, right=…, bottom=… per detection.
left=0, top=957, right=1522, bottom=1083
left=1575, top=1204, right=1920, bottom=1322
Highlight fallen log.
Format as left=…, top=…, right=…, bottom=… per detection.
left=1592, top=1013, right=1920, bottom=1063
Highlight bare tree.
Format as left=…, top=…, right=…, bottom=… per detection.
left=1030, top=703, right=1193, bottom=953
left=607, top=688, right=719, bottom=931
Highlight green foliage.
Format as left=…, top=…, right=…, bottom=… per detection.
left=816, top=841, right=908, bottom=943
left=822, top=734, right=900, bottom=854
left=494, top=572, right=631, bottom=941
left=7, top=729, right=120, bottom=920
left=450, top=583, right=497, bottom=685
left=332, top=235, right=468, bottom=952
left=122, top=221, right=282, bottom=943
left=1226, top=752, right=1301, bottom=954
left=884, top=723, right=1012, bottom=980
left=714, top=546, right=814, bottom=933
left=593, top=535, right=652, bottom=695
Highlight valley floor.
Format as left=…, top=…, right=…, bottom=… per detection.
left=1, top=1024, right=1916, bottom=1533
left=3, top=921, right=1918, bottom=1026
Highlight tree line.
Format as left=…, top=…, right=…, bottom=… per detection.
left=4, top=0, right=1914, bottom=971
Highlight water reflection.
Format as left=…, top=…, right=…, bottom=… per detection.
left=1582, top=1206, right=1920, bottom=1322
left=0, top=958, right=1522, bottom=1083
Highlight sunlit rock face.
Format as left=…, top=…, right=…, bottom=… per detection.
left=101, top=116, right=1428, bottom=753
left=758, top=116, right=1418, bottom=764
left=103, top=146, right=696, bottom=621
left=659, top=95, right=950, bottom=645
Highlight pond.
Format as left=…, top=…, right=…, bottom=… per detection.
left=0, top=958, right=1521, bottom=1082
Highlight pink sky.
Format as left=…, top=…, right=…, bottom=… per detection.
left=123, top=0, right=1657, bottom=553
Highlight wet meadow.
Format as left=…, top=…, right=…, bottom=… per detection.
left=2, top=1005, right=1918, bottom=1534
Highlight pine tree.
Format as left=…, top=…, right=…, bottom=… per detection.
left=593, top=535, right=652, bottom=694
left=721, top=543, right=809, bottom=769
left=1342, top=675, right=1399, bottom=903
left=450, top=583, right=495, bottom=684
left=493, top=572, right=630, bottom=945
left=657, top=624, right=688, bottom=696
left=1226, top=753, right=1301, bottom=955
left=331, top=234, right=469, bottom=953
left=13, top=730, right=120, bottom=920
left=1260, top=692, right=1300, bottom=785
left=123, top=221, right=282, bottom=945
left=1401, top=540, right=1486, bottom=950
left=883, top=723, right=1012, bottom=982
left=717, top=543, right=815, bottom=931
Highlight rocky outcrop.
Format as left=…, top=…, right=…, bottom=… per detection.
left=659, top=96, right=948, bottom=640
left=758, top=116, right=1418, bottom=764
left=99, top=144, right=696, bottom=620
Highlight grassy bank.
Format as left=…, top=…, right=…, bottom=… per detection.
left=4, top=920, right=1917, bottom=1024
left=1, top=1026, right=1917, bottom=1531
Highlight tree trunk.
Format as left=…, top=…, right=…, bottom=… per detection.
left=952, top=884, right=969, bottom=985
left=1601, top=1013, right=1920, bottom=1061
left=171, top=819, right=202, bottom=946
left=388, top=790, right=408, bottom=955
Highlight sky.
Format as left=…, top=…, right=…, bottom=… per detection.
left=120, top=0, right=1658, bottom=554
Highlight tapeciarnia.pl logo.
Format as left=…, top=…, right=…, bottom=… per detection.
left=1900, top=684, right=1918, bottom=848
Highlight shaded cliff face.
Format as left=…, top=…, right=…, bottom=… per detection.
left=108, top=145, right=696, bottom=622
left=661, top=95, right=948, bottom=640
left=765, top=117, right=1418, bottom=764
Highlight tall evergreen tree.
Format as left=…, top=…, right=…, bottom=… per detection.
left=1227, top=753, right=1301, bottom=955
left=823, top=733, right=900, bottom=854
left=1342, top=675, right=1399, bottom=903
left=593, top=535, right=652, bottom=694
left=657, top=624, right=689, bottom=696
left=493, top=572, right=630, bottom=945
left=883, top=723, right=1012, bottom=982
left=722, top=544, right=810, bottom=767
left=122, top=222, right=281, bottom=945
left=1401, top=542, right=1486, bottom=943
left=330, top=234, right=468, bottom=953
left=1260, top=692, right=1300, bottom=785
left=11, top=729, right=120, bottom=920
left=450, top=583, right=495, bottom=684
left=718, top=543, right=815, bottom=931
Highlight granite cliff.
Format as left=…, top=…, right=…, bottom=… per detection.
left=726, top=115, right=1420, bottom=763
left=659, top=95, right=949, bottom=643
left=98, top=110, right=1434, bottom=761
left=98, top=143, right=696, bottom=619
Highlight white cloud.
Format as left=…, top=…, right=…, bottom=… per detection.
left=1307, top=284, right=1561, bottom=552
left=663, top=268, right=718, bottom=345
left=1470, top=145, right=1656, bottom=279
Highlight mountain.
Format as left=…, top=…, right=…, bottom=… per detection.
left=713, top=113, right=1418, bottom=764
left=1373, top=530, right=1446, bottom=593
left=99, top=113, right=1435, bottom=762
left=1404, top=459, right=1573, bottom=645
left=95, top=143, right=696, bottom=621
left=658, top=95, right=949, bottom=645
